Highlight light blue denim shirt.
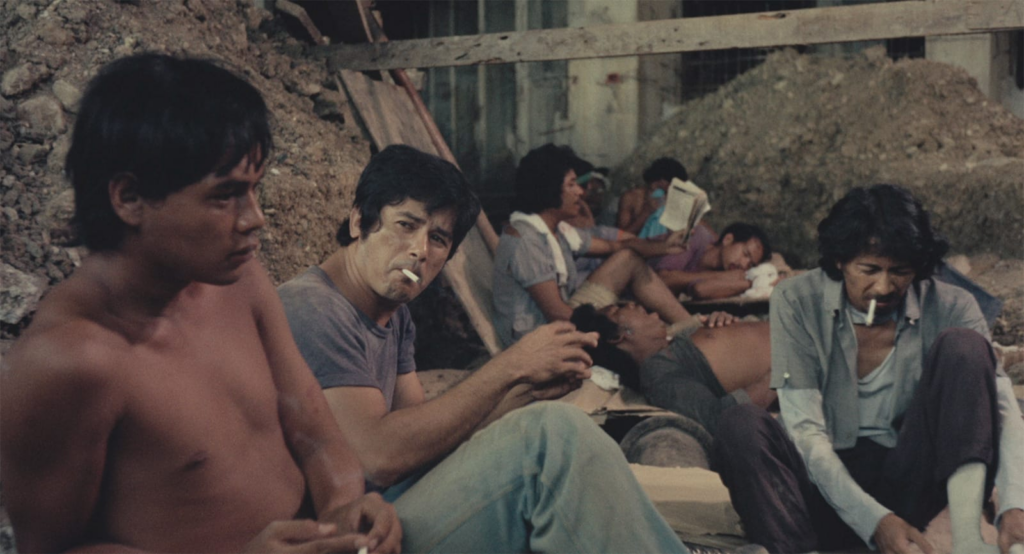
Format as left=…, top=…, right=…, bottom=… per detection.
left=770, top=268, right=1024, bottom=546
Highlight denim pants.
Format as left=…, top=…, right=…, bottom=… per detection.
left=385, top=402, right=690, bottom=553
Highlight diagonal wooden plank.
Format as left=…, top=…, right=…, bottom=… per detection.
left=317, top=0, right=1024, bottom=71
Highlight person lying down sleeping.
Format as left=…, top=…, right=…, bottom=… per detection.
left=570, top=302, right=776, bottom=439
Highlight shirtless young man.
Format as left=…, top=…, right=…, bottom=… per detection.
left=571, top=303, right=775, bottom=439
left=616, top=157, right=687, bottom=236
left=0, top=54, right=399, bottom=554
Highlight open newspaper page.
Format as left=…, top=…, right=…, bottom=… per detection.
left=658, top=178, right=711, bottom=240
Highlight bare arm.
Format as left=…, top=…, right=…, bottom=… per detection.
left=658, top=268, right=750, bottom=297
left=250, top=265, right=367, bottom=514
left=323, top=322, right=595, bottom=488
left=0, top=330, right=123, bottom=553
left=527, top=279, right=575, bottom=322
left=617, top=190, right=657, bottom=235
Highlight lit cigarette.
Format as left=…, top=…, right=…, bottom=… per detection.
left=358, top=547, right=368, bottom=554
left=401, top=269, right=420, bottom=283
left=865, top=298, right=876, bottom=326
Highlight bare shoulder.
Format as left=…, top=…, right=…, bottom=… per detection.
left=224, top=259, right=279, bottom=317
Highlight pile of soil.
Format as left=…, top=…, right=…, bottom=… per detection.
left=0, top=0, right=485, bottom=372
left=613, top=47, right=1024, bottom=347
left=1, top=0, right=371, bottom=337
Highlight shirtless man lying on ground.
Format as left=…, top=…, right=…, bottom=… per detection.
left=0, top=54, right=399, bottom=553
left=571, top=303, right=775, bottom=438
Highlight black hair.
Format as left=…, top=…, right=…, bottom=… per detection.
left=513, top=143, right=578, bottom=214
left=336, top=145, right=481, bottom=260
left=66, top=53, right=272, bottom=251
left=817, top=184, right=949, bottom=281
left=642, top=157, right=688, bottom=184
left=570, top=304, right=642, bottom=390
left=720, top=222, right=773, bottom=264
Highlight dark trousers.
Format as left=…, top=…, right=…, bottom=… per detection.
left=713, top=328, right=1001, bottom=554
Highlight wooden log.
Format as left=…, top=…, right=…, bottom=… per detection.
left=275, top=0, right=325, bottom=46
left=318, top=0, right=1024, bottom=71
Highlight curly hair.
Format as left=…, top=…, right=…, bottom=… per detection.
left=513, top=144, right=578, bottom=214
left=817, top=184, right=948, bottom=281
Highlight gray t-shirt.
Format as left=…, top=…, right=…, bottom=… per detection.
left=492, top=221, right=592, bottom=347
left=278, top=266, right=416, bottom=411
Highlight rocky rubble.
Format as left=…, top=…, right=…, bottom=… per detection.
left=1, top=0, right=373, bottom=342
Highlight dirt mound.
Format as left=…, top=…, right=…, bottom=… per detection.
left=614, top=47, right=1024, bottom=347
left=1, top=0, right=371, bottom=338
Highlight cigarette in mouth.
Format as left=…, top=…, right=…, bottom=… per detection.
left=358, top=547, right=368, bottom=554
left=865, top=298, right=876, bottom=326
left=401, top=269, right=420, bottom=283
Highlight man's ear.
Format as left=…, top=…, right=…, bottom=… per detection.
left=109, top=173, right=143, bottom=227
left=721, top=233, right=735, bottom=246
left=348, top=207, right=362, bottom=240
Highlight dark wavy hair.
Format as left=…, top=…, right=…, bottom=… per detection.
left=817, top=184, right=948, bottom=281
left=336, top=145, right=480, bottom=260
left=570, top=304, right=642, bottom=390
left=513, top=143, right=578, bottom=214
left=66, top=53, right=272, bottom=251
left=720, top=222, right=773, bottom=264
left=642, top=157, right=688, bottom=184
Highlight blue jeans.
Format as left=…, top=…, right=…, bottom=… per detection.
left=385, top=403, right=689, bottom=553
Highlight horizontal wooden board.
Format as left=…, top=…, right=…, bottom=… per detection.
left=319, top=0, right=1023, bottom=71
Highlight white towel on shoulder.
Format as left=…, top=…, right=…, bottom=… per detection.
left=509, top=211, right=583, bottom=286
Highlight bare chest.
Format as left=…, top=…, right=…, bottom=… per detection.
left=853, top=321, right=897, bottom=379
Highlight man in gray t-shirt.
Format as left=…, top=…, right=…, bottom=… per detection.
left=279, top=266, right=414, bottom=411
left=278, top=145, right=690, bottom=554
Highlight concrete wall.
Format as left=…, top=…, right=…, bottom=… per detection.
left=926, top=32, right=1024, bottom=119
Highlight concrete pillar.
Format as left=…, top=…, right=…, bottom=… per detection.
left=565, top=0, right=639, bottom=169
left=926, top=34, right=996, bottom=98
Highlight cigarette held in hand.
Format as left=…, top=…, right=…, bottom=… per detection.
left=401, top=269, right=420, bottom=283
left=865, top=298, right=876, bottom=327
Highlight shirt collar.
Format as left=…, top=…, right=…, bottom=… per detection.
left=825, top=274, right=922, bottom=326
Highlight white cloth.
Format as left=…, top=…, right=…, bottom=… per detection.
left=741, top=262, right=778, bottom=298
left=588, top=364, right=621, bottom=391
left=508, top=211, right=583, bottom=286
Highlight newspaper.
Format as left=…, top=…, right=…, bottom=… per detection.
left=658, top=178, right=711, bottom=240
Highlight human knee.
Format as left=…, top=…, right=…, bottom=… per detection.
left=715, top=404, right=770, bottom=452
left=932, top=328, right=996, bottom=376
left=609, top=248, right=644, bottom=269
left=517, top=403, right=620, bottom=457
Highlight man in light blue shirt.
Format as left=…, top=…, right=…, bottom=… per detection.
left=714, top=184, right=1024, bottom=554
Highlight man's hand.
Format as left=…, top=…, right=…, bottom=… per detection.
left=320, top=493, right=402, bottom=554
left=700, top=311, right=737, bottom=328
left=874, top=513, right=935, bottom=554
left=998, top=508, right=1024, bottom=554
left=243, top=520, right=366, bottom=553
left=502, top=321, right=597, bottom=385
left=664, top=229, right=689, bottom=254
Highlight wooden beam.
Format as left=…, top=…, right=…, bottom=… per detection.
left=318, top=0, right=1024, bottom=71
left=275, top=0, right=325, bottom=46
